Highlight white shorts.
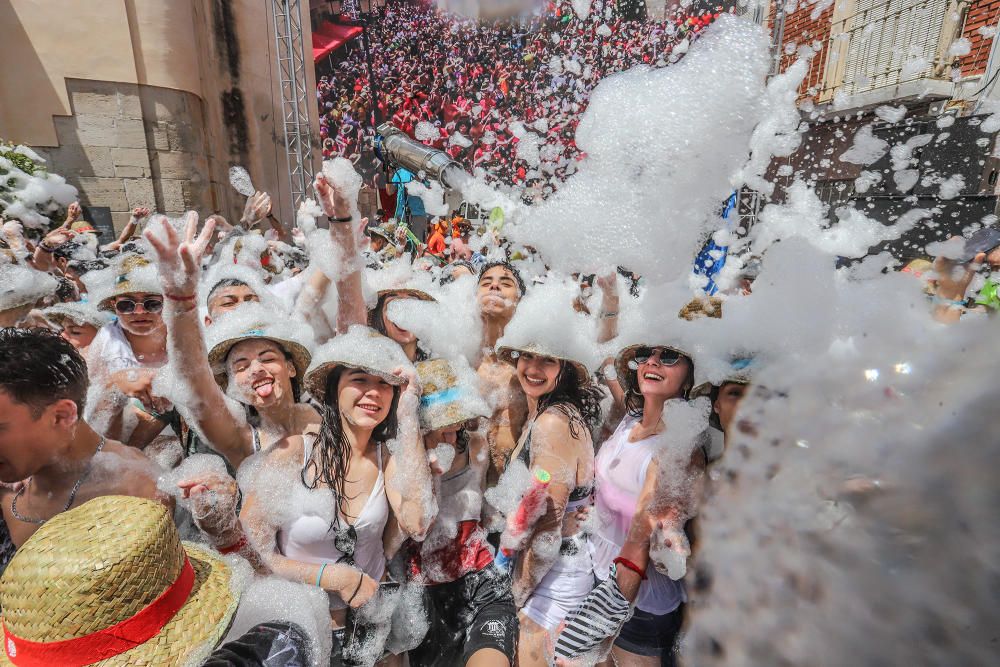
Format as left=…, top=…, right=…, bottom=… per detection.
left=521, top=546, right=595, bottom=631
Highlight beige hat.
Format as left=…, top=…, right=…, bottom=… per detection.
left=0, top=496, right=242, bottom=667
left=41, top=302, right=112, bottom=329
left=94, top=254, right=162, bottom=311
left=206, top=323, right=312, bottom=390
left=495, top=343, right=591, bottom=387
left=304, top=326, right=413, bottom=403
left=415, top=359, right=490, bottom=432
left=614, top=343, right=694, bottom=398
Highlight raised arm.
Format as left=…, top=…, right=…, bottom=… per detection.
left=144, top=214, right=255, bottom=469
left=384, top=368, right=437, bottom=540
left=314, top=173, right=367, bottom=332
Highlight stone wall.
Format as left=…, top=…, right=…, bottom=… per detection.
left=31, top=79, right=212, bottom=231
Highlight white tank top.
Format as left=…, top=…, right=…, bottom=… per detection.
left=589, top=415, right=685, bottom=615
left=278, top=438, right=389, bottom=609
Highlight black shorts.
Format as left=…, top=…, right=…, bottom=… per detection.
left=408, top=564, right=518, bottom=667
left=614, top=603, right=685, bottom=665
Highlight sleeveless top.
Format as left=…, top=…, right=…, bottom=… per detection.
left=277, top=439, right=389, bottom=609
left=589, top=415, right=685, bottom=615
left=407, top=460, right=492, bottom=584
left=514, top=416, right=593, bottom=509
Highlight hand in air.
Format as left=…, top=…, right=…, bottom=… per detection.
left=144, top=212, right=217, bottom=296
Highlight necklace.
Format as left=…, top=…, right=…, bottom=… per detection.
left=10, top=436, right=106, bottom=525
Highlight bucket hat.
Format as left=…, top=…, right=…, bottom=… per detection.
left=304, top=326, right=413, bottom=403
left=206, top=312, right=313, bottom=390
left=93, top=254, right=162, bottom=312
left=415, top=359, right=490, bottom=432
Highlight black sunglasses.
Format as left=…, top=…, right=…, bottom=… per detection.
left=633, top=347, right=684, bottom=366
left=114, top=297, right=163, bottom=314
left=333, top=523, right=358, bottom=566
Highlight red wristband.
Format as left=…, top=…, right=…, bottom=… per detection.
left=218, top=532, right=249, bottom=555
left=164, top=292, right=197, bottom=302
left=613, top=556, right=647, bottom=580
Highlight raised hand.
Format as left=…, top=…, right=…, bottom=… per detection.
left=178, top=472, right=240, bottom=545
left=241, top=191, right=272, bottom=227
left=144, top=212, right=217, bottom=297
left=313, top=172, right=352, bottom=219
left=41, top=217, right=75, bottom=250
left=64, top=201, right=82, bottom=224
left=131, top=206, right=151, bottom=221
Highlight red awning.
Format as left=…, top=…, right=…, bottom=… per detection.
left=312, top=21, right=362, bottom=62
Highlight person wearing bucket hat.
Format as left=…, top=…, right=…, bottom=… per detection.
left=552, top=338, right=710, bottom=665
left=40, top=302, right=111, bottom=354
left=490, top=288, right=604, bottom=667
left=145, top=215, right=319, bottom=472
left=0, top=495, right=320, bottom=667
left=403, top=359, right=517, bottom=667
left=238, top=326, right=435, bottom=662
left=690, top=354, right=756, bottom=444
left=0, top=328, right=166, bottom=577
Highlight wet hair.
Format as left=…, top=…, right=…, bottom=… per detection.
left=302, top=367, right=401, bottom=525
left=536, top=362, right=606, bottom=439
left=624, top=355, right=695, bottom=419
left=368, top=293, right=430, bottom=362
left=53, top=241, right=82, bottom=261
left=54, top=276, right=77, bottom=302
left=478, top=260, right=527, bottom=296
left=66, top=259, right=108, bottom=275
left=0, top=328, right=89, bottom=417
left=439, top=260, right=476, bottom=285
left=208, top=278, right=252, bottom=304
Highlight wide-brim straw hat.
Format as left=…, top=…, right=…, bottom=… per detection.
left=614, top=343, right=695, bottom=397
left=95, top=254, right=162, bottom=311
left=304, top=326, right=413, bottom=403
left=0, top=496, right=241, bottom=667
left=0, top=263, right=58, bottom=313
left=416, top=359, right=490, bottom=432
left=366, top=226, right=395, bottom=245
left=496, top=343, right=592, bottom=387
left=678, top=295, right=724, bottom=321
left=375, top=287, right=436, bottom=303
left=207, top=326, right=312, bottom=389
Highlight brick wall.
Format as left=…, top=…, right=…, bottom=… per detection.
left=32, top=79, right=213, bottom=231
left=959, top=0, right=1000, bottom=77
left=770, top=0, right=835, bottom=100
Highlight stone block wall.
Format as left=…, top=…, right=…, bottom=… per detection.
left=31, top=79, right=214, bottom=232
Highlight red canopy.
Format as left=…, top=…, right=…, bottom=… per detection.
left=312, top=21, right=362, bottom=62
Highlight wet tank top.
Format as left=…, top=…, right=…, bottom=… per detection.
left=278, top=438, right=389, bottom=609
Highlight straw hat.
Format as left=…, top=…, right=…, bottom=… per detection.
left=95, top=254, right=162, bottom=311
left=0, top=496, right=241, bottom=667
left=376, top=287, right=435, bottom=303
left=304, top=326, right=413, bottom=403
left=207, top=323, right=312, bottom=389
left=415, top=359, right=490, bottom=432
left=0, top=263, right=58, bottom=313
left=678, top=296, right=724, bottom=321
left=495, top=343, right=592, bottom=387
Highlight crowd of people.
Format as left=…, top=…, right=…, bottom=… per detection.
left=318, top=0, right=721, bottom=196
left=2, top=144, right=997, bottom=665
left=1, top=1, right=999, bottom=665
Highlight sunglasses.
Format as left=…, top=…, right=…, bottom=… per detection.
left=333, top=523, right=358, bottom=566
left=114, top=297, right=163, bottom=314
left=633, top=347, right=684, bottom=366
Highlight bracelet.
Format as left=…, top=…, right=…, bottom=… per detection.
left=315, top=563, right=328, bottom=588
left=38, top=243, right=56, bottom=253
left=218, top=532, right=249, bottom=555
left=931, top=295, right=965, bottom=308
left=329, top=215, right=353, bottom=224
left=346, top=572, right=364, bottom=604
left=599, top=311, right=618, bottom=319
left=613, top=556, right=647, bottom=580
left=164, top=292, right=197, bottom=302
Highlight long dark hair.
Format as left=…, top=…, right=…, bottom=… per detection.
left=301, top=367, right=400, bottom=524
left=536, top=362, right=606, bottom=439
left=624, top=355, right=695, bottom=419
left=368, top=294, right=430, bottom=362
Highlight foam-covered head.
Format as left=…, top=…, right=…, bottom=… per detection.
left=304, top=325, right=414, bottom=403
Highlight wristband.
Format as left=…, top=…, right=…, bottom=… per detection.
left=315, top=562, right=328, bottom=588
left=329, top=215, right=353, bottom=224
left=38, top=243, right=56, bottom=253
left=599, top=311, right=618, bottom=319
left=218, top=532, right=249, bottom=555
left=931, top=295, right=965, bottom=308
left=165, top=292, right=197, bottom=302
left=613, top=556, right=647, bottom=580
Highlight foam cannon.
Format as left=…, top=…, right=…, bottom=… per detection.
left=375, top=122, right=468, bottom=190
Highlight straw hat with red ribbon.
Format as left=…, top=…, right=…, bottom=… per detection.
left=0, top=496, right=242, bottom=667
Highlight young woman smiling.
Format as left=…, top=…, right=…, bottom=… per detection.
left=494, top=320, right=604, bottom=667
left=239, top=326, right=436, bottom=663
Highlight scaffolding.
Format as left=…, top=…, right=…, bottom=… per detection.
left=270, top=0, right=315, bottom=211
